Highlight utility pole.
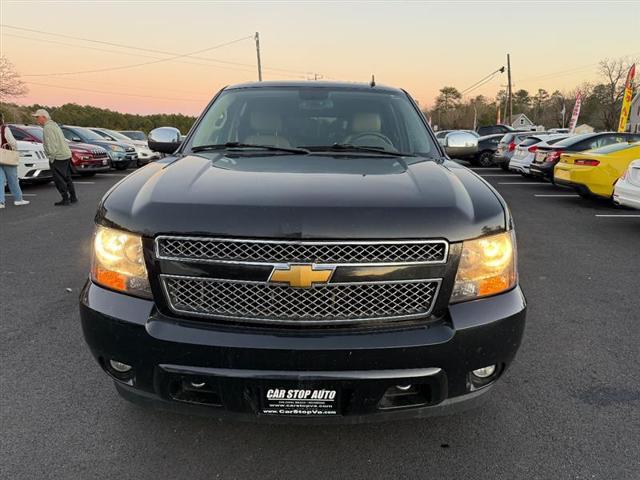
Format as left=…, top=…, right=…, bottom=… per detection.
left=507, top=53, right=513, bottom=126
left=254, top=32, right=262, bottom=81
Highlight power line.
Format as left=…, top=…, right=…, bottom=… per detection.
left=2, top=33, right=262, bottom=75
left=460, top=66, right=505, bottom=95
left=24, top=81, right=206, bottom=102
left=515, top=52, right=640, bottom=84
left=1, top=24, right=315, bottom=76
left=20, top=34, right=256, bottom=77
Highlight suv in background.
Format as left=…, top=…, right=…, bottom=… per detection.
left=119, top=130, right=147, bottom=142
left=530, top=132, right=640, bottom=181
left=60, top=125, right=137, bottom=170
left=9, top=124, right=110, bottom=176
left=90, top=128, right=159, bottom=166
left=477, top=124, right=514, bottom=137
left=494, top=132, right=537, bottom=171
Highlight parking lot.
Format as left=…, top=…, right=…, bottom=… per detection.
left=1, top=166, right=639, bottom=479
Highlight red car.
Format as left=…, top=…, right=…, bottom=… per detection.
left=9, top=124, right=111, bottom=176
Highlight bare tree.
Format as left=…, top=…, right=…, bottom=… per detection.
left=0, top=56, right=28, bottom=102
left=596, top=57, right=637, bottom=130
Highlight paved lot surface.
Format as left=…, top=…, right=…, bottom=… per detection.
left=1, top=166, right=639, bottom=479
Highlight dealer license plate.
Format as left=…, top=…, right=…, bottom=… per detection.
left=262, top=387, right=340, bottom=416
left=102, top=159, right=108, bottom=165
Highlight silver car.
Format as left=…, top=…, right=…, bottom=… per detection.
left=509, top=134, right=569, bottom=175
left=495, top=132, right=538, bottom=170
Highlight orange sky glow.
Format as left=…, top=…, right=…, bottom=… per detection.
left=1, top=1, right=638, bottom=116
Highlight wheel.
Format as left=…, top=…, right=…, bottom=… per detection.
left=114, top=163, right=128, bottom=171
left=477, top=151, right=495, bottom=168
left=500, top=161, right=510, bottom=171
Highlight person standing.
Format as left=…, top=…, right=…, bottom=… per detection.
left=32, top=109, right=77, bottom=206
left=0, top=114, right=30, bottom=209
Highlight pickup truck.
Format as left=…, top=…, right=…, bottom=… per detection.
left=80, top=81, right=526, bottom=422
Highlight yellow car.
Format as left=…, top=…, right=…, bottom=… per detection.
left=554, top=142, right=640, bottom=199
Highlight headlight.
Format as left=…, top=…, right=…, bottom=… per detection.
left=91, top=225, right=152, bottom=299
left=450, top=231, right=517, bottom=303
left=108, top=145, right=124, bottom=152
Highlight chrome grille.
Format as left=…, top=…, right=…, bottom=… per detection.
left=162, top=276, right=440, bottom=325
left=156, top=237, right=448, bottom=265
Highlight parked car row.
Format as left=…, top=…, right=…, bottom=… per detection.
left=500, top=130, right=640, bottom=208
left=441, top=126, right=640, bottom=208
left=7, top=124, right=158, bottom=183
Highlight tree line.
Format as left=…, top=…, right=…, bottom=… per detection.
left=425, top=57, right=637, bottom=132
left=0, top=101, right=197, bottom=134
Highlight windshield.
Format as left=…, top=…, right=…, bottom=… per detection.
left=24, top=127, right=44, bottom=141
left=103, top=129, right=133, bottom=142
left=77, top=127, right=107, bottom=141
left=188, top=87, right=437, bottom=156
left=552, top=134, right=592, bottom=147
left=589, top=141, right=640, bottom=155
left=121, top=131, right=146, bottom=141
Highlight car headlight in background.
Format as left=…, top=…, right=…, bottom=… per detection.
left=91, top=225, right=152, bottom=299
left=108, top=144, right=125, bottom=152
left=450, top=230, right=517, bottom=303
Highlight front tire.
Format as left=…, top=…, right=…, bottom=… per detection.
left=477, top=151, right=495, bottom=168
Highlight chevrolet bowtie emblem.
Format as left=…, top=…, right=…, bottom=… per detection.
left=269, top=264, right=335, bottom=288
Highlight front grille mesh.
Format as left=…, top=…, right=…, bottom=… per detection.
left=163, top=276, right=439, bottom=325
left=157, top=237, right=447, bottom=264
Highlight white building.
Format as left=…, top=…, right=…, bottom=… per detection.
left=511, top=113, right=534, bottom=129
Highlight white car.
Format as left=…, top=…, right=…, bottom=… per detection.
left=17, top=140, right=51, bottom=183
left=509, top=134, right=568, bottom=175
left=613, top=159, right=640, bottom=209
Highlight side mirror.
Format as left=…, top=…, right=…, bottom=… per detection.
left=148, top=127, right=182, bottom=154
left=443, top=131, right=479, bottom=159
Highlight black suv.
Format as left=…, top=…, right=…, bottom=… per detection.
left=80, top=82, right=526, bottom=422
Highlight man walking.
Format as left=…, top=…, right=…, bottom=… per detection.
left=32, top=109, right=77, bottom=206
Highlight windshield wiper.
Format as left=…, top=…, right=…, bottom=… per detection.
left=302, top=144, right=414, bottom=157
left=191, top=142, right=309, bottom=155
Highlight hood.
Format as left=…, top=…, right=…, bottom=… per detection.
left=16, top=140, right=45, bottom=152
left=89, top=139, right=133, bottom=150
left=69, top=142, right=106, bottom=153
left=99, top=154, right=507, bottom=242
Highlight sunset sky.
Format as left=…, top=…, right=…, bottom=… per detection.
left=1, top=1, right=639, bottom=116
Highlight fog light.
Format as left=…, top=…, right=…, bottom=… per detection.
left=190, top=381, right=206, bottom=388
left=472, top=365, right=496, bottom=378
left=109, top=359, right=132, bottom=373
left=396, top=384, right=412, bottom=391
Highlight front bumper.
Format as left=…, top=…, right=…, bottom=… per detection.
left=73, top=161, right=111, bottom=173
left=19, top=167, right=52, bottom=182
left=80, top=282, right=526, bottom=423
left=109, top=151, right=138, bottom=165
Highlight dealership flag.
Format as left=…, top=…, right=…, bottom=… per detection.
left=618, top=64, right=636, bottom=132
left=568, top=92, right=582, bottom=134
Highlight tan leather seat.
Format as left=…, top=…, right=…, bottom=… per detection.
left=344, top=113, right=391, bottom=148
left=351, top=113, right=382, bottom=134
left=243, top=111, right=291, bottom=148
